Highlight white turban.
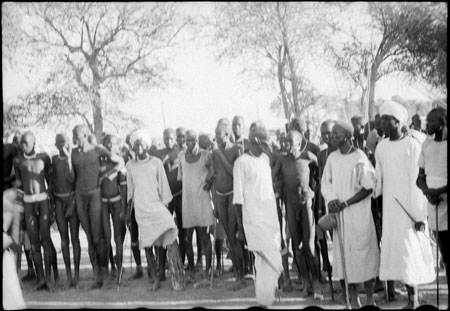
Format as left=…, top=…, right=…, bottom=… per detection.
left=334, top=121, right=354, bottom=135
left=129, top=129, right=152, bottom=147
left=379, top=100, right=408, bottom=125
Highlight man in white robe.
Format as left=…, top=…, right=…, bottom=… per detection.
left=321, top=121, right=379, bottom=308
left=233, top=122, right=283, bottom=307
left=374, top=101, right=435, bottom=309
left=126, top=129, right=185, bottom=291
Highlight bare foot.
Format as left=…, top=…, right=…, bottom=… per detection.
left=193, top=279, right=211, bottom=289
left=149, top=280, right=161, bottom=292
left=281, top=281, right=294, bottom=293
left=130, top=268, right=143, bottom=280
left=314, top=292, right=324, bottom=301
left=227, top=279, right=247, bottom=291
left=88, top=281, right=103, bottom=290
left=110, top=267, right=117, bottom=280
left=32, top=279, right=47, bottom=291
left=214, top=268, right=222, bottom=277
left=61, top=279, right=74, bottom=290
left=365, top=297, right=376, bottom=306
left=299, top=287, right=313, bottom=298
left=22, top=270, right=36, bottom=282
left=402, top=301, right=414, bottom=309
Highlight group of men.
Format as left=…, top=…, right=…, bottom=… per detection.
left=3, top=102, right=447, bottom=308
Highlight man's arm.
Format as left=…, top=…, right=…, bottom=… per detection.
left=97, top=146, right=125, bottom=180
left=271, top=155, right=282, bottom=182
left=64, top=145, right=75, bottom=184
left=232, top=158, right=245, bottom=242
left=234, top=203, right=245, bottom=242
left=12, top=157, right=22, bottom=189
left=417, top=168, right=446, bottom=204
left=330, top=188, right=373, bottom=213
left=204, top=152, right=214, bottom=191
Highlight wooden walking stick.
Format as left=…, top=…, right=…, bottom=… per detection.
left=210, top=223, right=216, bottom=289
left=435, top=199, right=441, bottom=308
left=337, top=212, right=351, bottom=309
left=322, top=231, right=334, bottom=301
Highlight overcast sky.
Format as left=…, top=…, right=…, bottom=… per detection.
left=2, top=2, right=433, bottom=146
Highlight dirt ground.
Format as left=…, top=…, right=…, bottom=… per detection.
left=19, top=227, right=448, bottom=309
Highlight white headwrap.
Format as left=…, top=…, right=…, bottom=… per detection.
left=129, top=129, right=152, bottom=147
left=334, top=121, right=354, bottom=135
left=379, top=100, right=408, bottom=125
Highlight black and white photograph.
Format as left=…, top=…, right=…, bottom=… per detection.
left=2, top=2, right=447, bottom=309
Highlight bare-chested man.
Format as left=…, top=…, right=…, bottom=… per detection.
left=232, top=116, right=250, bottom=154
left=176, top=127, right=187, bottom=151
left=316, top=120, right=335, bottom=282
left=178, top=130, right=215, bottom=284
left=153, top=128, right=185, bottom=281
left=211, top=118, right=246, bottom=290
left=272, top=130, right=322, bottom=299
left=13, top=131, right=54, bottom=291
left=100, top=134, right=126, bottom=284
left=51, top=133, right=80, bottom=289
left=71, top=125, right=123, bottom=289
left=4, top=132, right=36, bottom=281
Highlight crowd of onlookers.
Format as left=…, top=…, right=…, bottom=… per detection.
left=3, top=102, right=447, bottom=308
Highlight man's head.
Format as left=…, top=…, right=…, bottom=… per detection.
left=176, top=127, right=186, bottom=148
left=350, top=115, right=364, bottom=136
left=102, top=134, right=119, bottom=154
left=12, top=131, right=21, bottom=146
left=249, top=121, right=271, bottom=155
left=288, top=116, right=307, bottom=135
left=330, top=121, right=353, bottom=149
left=185, top=130, right=198, bottom=153
left=286, top=130, right=303, bottom=156
left=215, top=118, right=231, bottom=145
left=320, top=119, right=335, bottom=146
left=411, top=114, right=422, bottom=131
left=232, top=116, right=245, bottom=140
left=379, top=101, right=408, bottom=136
left=72, top=124, right=89, bottom=146
left=163, top=128, right=176, bottom=150
left=87, top=134, right=97, bottom=145
left=20, top=131, right=36, bottom=155
left=426, top=107, right=447, bottom=137
left=199, top=133, right=213, bottom=151
left=55, top=133, right=69, bottom=153
left=130, top=129, right=151, bottom=159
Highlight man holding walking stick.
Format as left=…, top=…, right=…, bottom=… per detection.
left=416, top=107, right=448, bottom=309
left=321, top=121, right=380, bottom=308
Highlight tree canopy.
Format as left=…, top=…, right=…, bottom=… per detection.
left=3, top=2, right=193, bottom=140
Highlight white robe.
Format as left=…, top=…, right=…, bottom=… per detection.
left=374, top=136, right=435, bottom=286
left=127, top=156, right=178, bottom=249
left=321, top=149, right=380, bottom=283
left=233, top=153, right=283, bottom=306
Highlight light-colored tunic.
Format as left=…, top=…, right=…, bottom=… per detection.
left=374, top=136, right=435, bottom=286
left=177, top=150, right=215, bottom=228
left=321, top=149, right=380, bottom=283
left=126, top=156, right=177, bottom=249
left=233, top=153, right=283, bottom=307
left=418, top=137, right=447, bottom=231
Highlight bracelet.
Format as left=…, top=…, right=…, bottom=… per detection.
left=344, top=201, right=349, bottom=208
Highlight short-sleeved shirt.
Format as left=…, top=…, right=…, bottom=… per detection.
left=178, top=150, right=215, bottom=228
left=418, top=137, right=447, bottom=231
